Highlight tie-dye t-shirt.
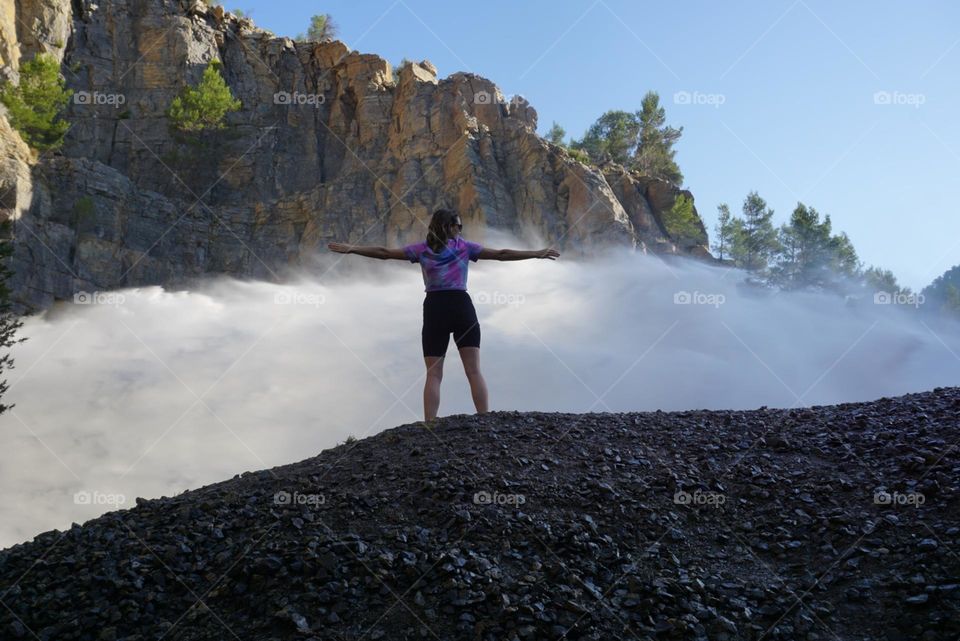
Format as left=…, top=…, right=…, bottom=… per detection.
left=403, top=237, right=483, bottom=292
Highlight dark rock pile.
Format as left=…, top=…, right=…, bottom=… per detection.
left=2, top=388, right=958, bottom=640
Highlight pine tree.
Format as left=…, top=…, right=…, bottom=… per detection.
left=632, top=91, right=683, bottom=185
left=768, top=203, right=863, bottom=292
left=662, top=193, right=702, bottom=243
left=167, top=60, right=242, bottom=133
left=862, top=266, right=903, bottom=295
left=571, top=110, right=637, bottom=165
left=0, top=52, right=73, bottom=151
left=771, top=203, right=832, bottom=288
left=827, top=230, right=860, bottom=282
left=297, top=14, right=338, bottom=42
left=546, top=121, right=566, bottom=146
left=944, top=283, right=960, bottom=315
left=711, top=203, right=734, bottom=260
left=569, top=92, right=684, bottom=183
left=729, top=191, right=780, bottom=273
left=920, top=264, right=960, bottom=316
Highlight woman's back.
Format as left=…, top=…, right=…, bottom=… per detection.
left=403, top=236, right=483, bottom=292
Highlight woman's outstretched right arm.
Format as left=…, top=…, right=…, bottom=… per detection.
left=478, top=247, right=560, bottom=261
left=327, top=243, right=407, bottom=260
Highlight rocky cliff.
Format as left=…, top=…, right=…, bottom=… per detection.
left=1, top=0, right=712, bottom=314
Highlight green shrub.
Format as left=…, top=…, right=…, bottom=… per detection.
left=662, top=193, right=703, bottom=241
left=73, top=196, right=95, bottom=221
left=0, top=52, right=73, bottom=151
left=295, top=14, right=337, bottom=42
left=567, top=147, right=591, bottom=165
left=166, top=60, right=241, bottom=133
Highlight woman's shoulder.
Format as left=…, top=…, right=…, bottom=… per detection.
left=452, top=236, right=478, bottom=249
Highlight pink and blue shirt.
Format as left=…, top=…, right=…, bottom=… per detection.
left=403, top=237, right=483, bottom=292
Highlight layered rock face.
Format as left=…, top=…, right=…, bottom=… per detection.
left=1, top=0, right=711, bottom=314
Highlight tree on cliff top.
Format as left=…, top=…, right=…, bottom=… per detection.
left=546, top=121, right=566, bottom=146
left=570, top=110, right=637, bottom=165
left=166, top=60, right=241, bottom=133
left=296, top=14, right=339, bottom=42
left=569, top=91, right=684, bottom=185
left=633, top=91, right=683, bottom=185
left=0, top=52, right=73, bottom=151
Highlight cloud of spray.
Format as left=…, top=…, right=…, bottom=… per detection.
left=3, top=229, right=958, bottom=547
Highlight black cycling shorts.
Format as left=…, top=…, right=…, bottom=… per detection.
left=422, top=290, right=481, bottom=357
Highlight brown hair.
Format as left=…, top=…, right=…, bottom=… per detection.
left=425, top=208, right=459, bottom=254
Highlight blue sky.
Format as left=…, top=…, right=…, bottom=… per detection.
left=235, top=0, right=959, bottom=291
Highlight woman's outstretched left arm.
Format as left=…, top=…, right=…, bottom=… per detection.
left=327, top=243, right=407, bottom=260
left=477, top=247, right=560, bottom=261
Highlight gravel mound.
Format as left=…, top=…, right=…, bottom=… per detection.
left=2, top=388, right=958, bottom=640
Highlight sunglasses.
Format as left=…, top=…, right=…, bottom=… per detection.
left=450, top=222, right=463, bottom=230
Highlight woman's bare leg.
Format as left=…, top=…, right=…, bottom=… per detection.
left=458, top=347, right=488, bottom=413
left=423, top=356, right=444, bottom=420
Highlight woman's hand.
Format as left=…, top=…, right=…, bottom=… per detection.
left=327, top=242, right=352, bottom=254
left=537, top=248, right=560, bottom=260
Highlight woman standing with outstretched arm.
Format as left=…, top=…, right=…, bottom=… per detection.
left=328, top=208, right=560, bottom=423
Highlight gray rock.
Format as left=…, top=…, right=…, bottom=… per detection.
left=2, top=0, right=714, bottom=315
